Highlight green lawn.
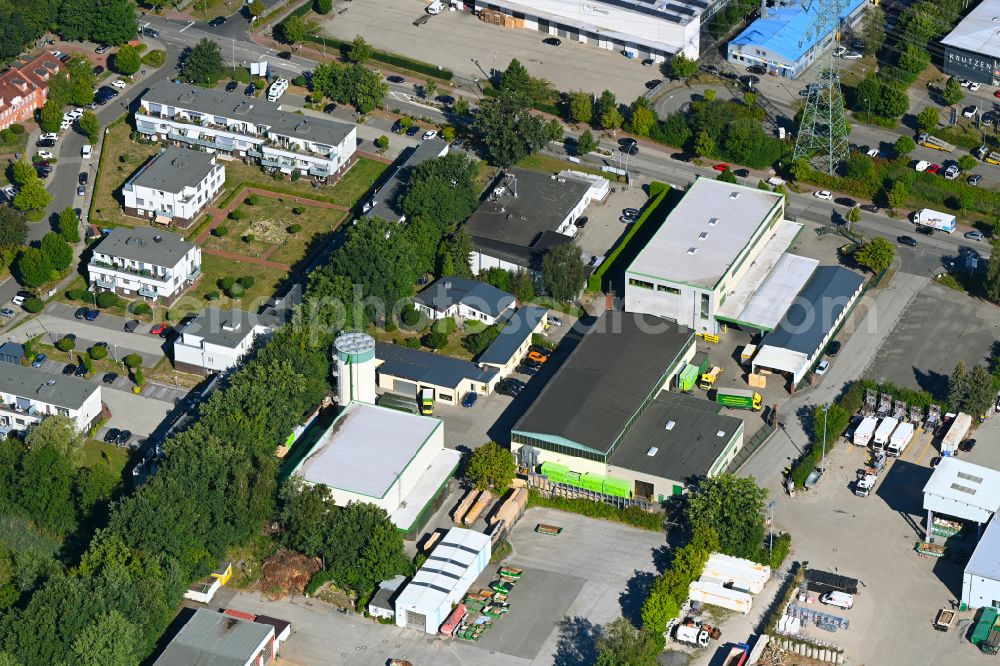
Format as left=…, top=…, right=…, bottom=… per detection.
left=517, top=152, right=616, bottom=180
left=90, top=123, right=163, bottom=228
left=82, top=439, right=131, bottom=479
left=221, top=157, right=388, bottom=209
left=182, top=253, right=289, bottom=315
left=325, top=158, right=388, bottom=207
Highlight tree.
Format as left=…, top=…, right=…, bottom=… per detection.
left=112, top=45, right=141, bottom=76
left=453, top=97, right=470, bottom=116
left=628, top=105, right=656, bottom=137
left=812, top=403, right=851, bottom=446
left=348, top=65, right=388, bottom=114
left=70, top=610, right=142, bottom=666
left=13, top=178, right=50, bottom=211
left=374, top=135, right=388, bottom=153
left=423, top=79, right=437, bottom=100
left=248, top=0, right=265, bottom=18
left=67, top=59, right=96, bottom=107
left=862, top=5, right=886, bottom=54
left=542, top=242, right=584, bottom=301
left=686, top=474, right=767, bottom=559
left=595, top=618, right=658, bottom=666
left=846, top=205, right=861, bottom=225
left=716, top=167, right=737, bottom=183
left=123, top=353, right=142, bottom=369
left=182, top=38, right=224, bottom=85
left=855, top=237, right=895, bottom=274
left=280, top=14, right=318, bottom=47
left=348, top=35, right=372, bottom=64
left=400, top=153, right=479, bottom=234
left=41, top=233, right=73, bottom=271
left=600, top=107, right=623, bottom=133
left=965, top=365, right=996, bottom=417
left=942, top=77, right=964, bottom=106
left=577, top=129, right=597, bottom=155
left=0, top=208, right=27, bottom=249
left=949, top=361, right=970, bottom=411
left=694, top=129, right=716, bottom=157
left=465, top=442, right=515, bottom=492
left=475, top=91, right=551, bottom=167
left=886, top=181, right=909, bottom=209
left=986, top=241, right=1000, bottom=302
left=568, top=91, right=593, bottom=124
left=9, top=161, right=36, bottom=188
left=38, top=100, right=63, bottom=133
left=596, top=90, right=617, bottom=120
left=669, top=53, right=697, bottom=79
left=58, top=207, right=80, bottom=243
left=894, top=135, right=916, bottom=157
left=844, top=154, right=873, bottom=179
left=314, top=0, right=333, bottom=14
left=898, top=44, right=930, bottom=76
left=55, top=335, right=76, bottom=354
left=25, top=415, right=86, bottom=468
left=78, top=110, right=99, bottom=143
left=917, top=106, right=940, bottom=132
left=876, top=84, right=909, bottom=119
left=14, top=247, right=51, bottom=287
left=704, top=88, right=716, bottom=102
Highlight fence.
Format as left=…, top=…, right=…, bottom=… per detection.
left=728, top=422, right=775, bottom=473
left=524, top=471, right=653, bottom=511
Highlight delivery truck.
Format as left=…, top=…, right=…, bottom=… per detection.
left=715, top=388, right=762, bottom=411
left=872, top=417, right=898, bottom=452
left=977, top=145, right=1000, bottom=165
left=941, top=412, right=972, bottom=456
left=912, top=208, right=957, bottom=233
left=918, top=133, right=955, bottom=152
left=853, top=416, right=878, bottom=446
left=887, top=421, right=914, bottom=457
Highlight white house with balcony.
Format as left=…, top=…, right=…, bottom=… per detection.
left=0, top=364, right=103, bottom=435
left=134, top=80, right=357, bottom=183
left=121, top=147, right=225, bottom=228
left=173, top=307, right=275, bottom=375
left=88, top=226, right=202, bottom=304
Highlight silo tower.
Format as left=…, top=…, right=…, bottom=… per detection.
left=333, top=332, right=377, bottom=405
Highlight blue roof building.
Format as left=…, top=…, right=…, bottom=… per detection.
left=727, top=0, right=867, bottom=79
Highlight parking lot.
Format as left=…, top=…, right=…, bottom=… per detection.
left=574, top=185, right=647, bottom=265
left=319, top=0, right=657, bottom=99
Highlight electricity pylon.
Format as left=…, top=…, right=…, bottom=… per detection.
left=792, top=0, right=850, bottom=175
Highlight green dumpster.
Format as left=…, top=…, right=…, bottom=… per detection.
left=972, top=608, right=998, bottom=646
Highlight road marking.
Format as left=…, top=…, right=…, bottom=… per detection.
left=914, top=436, right=935, bottom=465
left=179, top=21, right=195, bottom=32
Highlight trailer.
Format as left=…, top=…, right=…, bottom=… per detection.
left=535, top=523, right=563, bottom=536
left=909, top=405, right=923, bottom=424
left=440, top=604, right=467, bottom=637
left=887, top=422, right=914, bottom=457
left=941, top=412, right=972, bottom=456
left=853, top=416, right=878, bottom=446
left=715, top=388, right=762, bottom=411
left=863, top=389, right=877, bottom=416
left=934, top=608, right=956, bottom=632
left=977, top=145, right=1000, bottom=165
left=918, top=133, right=955, bottom=152
left=926, top=404, right=941, bottom=430
left=877, top=393, right=892, bottom=416
left=872, top=417, right=898, bottom=452
left=892, top=400, right=907, bottom=421
left=913, top=208, right=957, bottom=233
left=674, top=622, right=711, bottom=647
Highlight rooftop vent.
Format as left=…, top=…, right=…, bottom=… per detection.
left=699, top=231, right=709, bottom=239
left=222, top=319, right=240, bottom=332
left=730, top=192, right=740, bottom=199
left=708, top=217, right=719, bottom=225
left=716, top=430, right=727, bottom=437
left=687, top=247, right=698, bottom=254
left=647, top=447, right=659, bottom=456
left=664, top=420, right=675, bottom=430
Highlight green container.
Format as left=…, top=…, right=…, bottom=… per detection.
left=972, top=608, right=998, bottom=645
left=603, top=475, right=632, bottom=499
left=679, top=364, right=699, bottom=391
left=691, top=351, right=710, bottom=375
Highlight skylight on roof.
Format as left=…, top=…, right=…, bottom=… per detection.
left=951, top=483, right=977, bottom=495
left=664, top=420, right=675, bottom=430
left=699, top=231, right=709, bottom=239
left=647, top=447, right=658, bottom=456
left=687, top=247, right=698, bottom=254
left=708, top=217, right=719, bottom=225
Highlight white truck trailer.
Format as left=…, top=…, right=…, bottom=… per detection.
left=872, top=417, right=899, bottom=453
left=853, top=416, right=878, bottom=446
left=913, top=208, right=957, bottom=233
left=887, top=422, right=915, bottom=457
left=941, top=412, right=972, bottom=456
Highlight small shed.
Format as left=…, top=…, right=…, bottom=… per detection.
left=368, top=574, right=407, bottom=620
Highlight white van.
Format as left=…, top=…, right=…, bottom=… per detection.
left=819, top=591, right=854, bottom=610
left=267, top=78, right=289, bottom=102
left=914, top=160, right=931, bottom=172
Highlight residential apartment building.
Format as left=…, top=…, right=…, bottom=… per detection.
left=173, top=307, right=275, bottom=375
left=0, top=52, right=61, bottom=131
left=122, top=147, right=225, bottom=228
left=88, top=226, right=202, bottom=303
left=135, top=80, right=357, bottom=183
left=0, top=364, right=103, bottom=435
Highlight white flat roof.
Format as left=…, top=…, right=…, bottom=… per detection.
left=941, top=0, right=1000, bottom=60
left=390, top=448, right=461, bottom=529
left=923, top=457, right=1000, bottom=524
left=294, top=401, right=442, bottom=499
left=967, top=517, right=1000, bottom=581
left=626, top=179, right=784, bottom=289
left=717, top=242, right=814, bottom=331
left=394, top=528, right=490, bottom=613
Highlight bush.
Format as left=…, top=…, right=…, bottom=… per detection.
left=287, top=223, right=302, bottom=235
left=123, top=353, right=142, bottom=369
left=244, top=195, right=260, bottom=206
left=22, top=297, right=43, bottom=313
left=243, top=234, right=255, bottom=243
left=66, top=288, right=86, bottom=300
left=238, top=276, right=255, bottom=289
left=130, top=302, right=152, bottom=316
left=95, top=291, right=122, bottom=309
left=402, top=336, right=421, bottom=349
left=89, top=345, right=108, bottom=361
left=0, top=129, right=13, bottom=144
left=763, top=532, right=792, bottom=570
left=219, top=277, right=236, bottom=291
left=141, top=50, right=166, bottom=68
left=55, top=337, right=75, bottom=353
left=526, top=489, right=663, bottom=530
left=291, top=207, right=305, bottom=216
left=228, top=209, right=245, bottom=220
left=227, top=283, right=245, bottom=298
left=462, top=324, right=501, bottom=355
left=400, top=304, right=421, bottom=327
left=421, top=331, right=448, bottom=349
left=205, top=291, right=221, bottom=301
left=292, top=75, right=307, bottom=87
left=9, top=124, right=23, bottom=136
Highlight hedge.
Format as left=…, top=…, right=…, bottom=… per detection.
left=587, top=181, right=671, bottom=291
left=525, top=488, right=663, bottom=531
left=482, top=84, right=561, bottom=117
left=295, top=28, right=454, bottom=81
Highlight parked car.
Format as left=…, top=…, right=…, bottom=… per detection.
left=826, top=340, right=842, bottom=358
left=79, top=172, right=88, bottom=185
left=36, top=150, right=53, bottom=159
left=527, top=350, right=548, bottom=363
left=574, top=216, right=588, bottom=228
left=84, top=309, right=99, bottom=321
left=813, top=190, right=833, bottom=200
left=124, top=319, right=139, bottom=332
left=842, top=52, right=862, bottom=60
left=95, top=45, right=110, bottom=54
left=406, top=125, right=421, bottom=137
left=277, top=51, right=292, bottom=60
left=516, top=364, right=539, bottom=376
left=620, top=143, right=638, bottom=155
left=150, top=323, right=167, bottom=336
left=11, top=295, right=24, bottom=307
left=815, top=360, right=830, bottom=375
left=62, top=364, right=76, bottom=375
left=622, top=207, right=640, bottom=219
left=965, top=230, right=985, bottom=241
left=386, top=75, right=405, bottom=83
left=917, top=225, right=935, bottom=235
left=860, top=204, right=880, bottom=214
left=834, top=197, right=856, bottom=207
left=391, top=119, right=404, bottom=134
left=712, top=163, right=729, bottom=172
left=103, top=372, right=118, bottom=384
left=960, top=438, right=978, bottom=452
left=897, top=235, right=917, bottom=247
left=208, top=15, right=226, bottom=26
left=244, top=83, right=256, bottom=97
left=926, top=163, right=940, bottom=174
left=74, top=364, right=87, bottom=377
left=422, top=129, right=438, bottom=140
left=104, top=428, right=121, bottom=444
left=547, top=316, right=562, bottom=326
left=746, top=65, right=766, bottom=75
left=963, top=105, right=979, bottom=118
left=111, top=79, right=127, bottom=89
left=116, top=430, right=133, bottom=447
left=143, top=27, right=160, bottom=38
left=0, top=307, right=15, bottom=319
left=77, top=184, right=86, bottom=196
left=543, top=37, right=562, bottom=46
left=31, top=353, right=47, bottom=367
left=74, top=307, right=89, bottom=319
left=461, top=392, right=478, bottom=408
left=225, top=80, right=239, bottom=92
left=968, top=174, right=983, bottom=186
left=36, top=138, right=55, bottom=148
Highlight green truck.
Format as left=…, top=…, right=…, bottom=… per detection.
left=715, top=388, right=762, bottom=411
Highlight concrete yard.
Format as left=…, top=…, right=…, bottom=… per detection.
left=319, top=0, right=658, bottom=100
left=573, top=185, right=647, bottom=264
left=865, top=281, right=1000, bottom=399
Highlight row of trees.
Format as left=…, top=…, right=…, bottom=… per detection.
left=949, top=361, right=996, bottom=418
left=0, top=0, right=136, bottom=64
left=38, top=59, right=100, bottom=134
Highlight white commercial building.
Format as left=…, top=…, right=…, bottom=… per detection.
left=136, top=80, right=357, bottom=184
left=473, top=0, right=726, bottom=61
left=923, top=458, right=1000, bottom=528
left=291, top=401, right=460, bottom=531
left=963, top=518, right=1000, bottom=610
left=88, top=226, right=202, bottom=303
left=394, top=527, right=491, bottom=634
left=173, top=307, right=275, bottom=375
left=121, top=146, right=225, bottom=228
left=0, top=364, right=103, bottom=435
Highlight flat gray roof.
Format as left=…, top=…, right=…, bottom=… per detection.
left=627, top=178, right=783, bottom=289
left=967, top=516, right=1000, bottom=581
left=365, top=139, right=449, bottom=221
left=466, top=168, right=591, bottom=269
left=513, top=312, right=694, bottom=456
left=375, top=341, right=497, bottom=388
left=764, top=266, right=865, bottom=354
left=179, top=307, right=274, bottom=350
left=154, top=608, right=272, bottom=666
left=611, top=392, right=743, bottom=482
left=294, top=401, right=442, bottom=498
left=128, top=146, right=216, bottom=194
left=479, top=306, right=548, bottom=366
left=941, top=0, right=1000, bottom=59
left=414, top=275, right=515, bottom=318
left=0, top=363, right=98, bottom=409
left=142, top=79, right=354, bottom=147
left=94, top=226, right=194, bottom=267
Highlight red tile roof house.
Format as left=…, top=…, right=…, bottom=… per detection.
left=0, top=52, right=61, bottom=131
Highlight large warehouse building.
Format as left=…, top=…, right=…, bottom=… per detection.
left=512, top=312, right=744, bottom=501
left=941, top=0, right=1000, bottom=86
left=473, top=0, right=728, bottom=61
left=727, top=0, right=867, bottom=79
left=291, top=401, right=459, bottom=533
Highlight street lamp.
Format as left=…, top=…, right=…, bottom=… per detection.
left=864, top=98, right=870, bottom=119
left=821, top=403, right=830, bottom=473
left=767, top=500, right=776, bottom=560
